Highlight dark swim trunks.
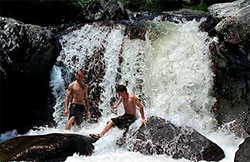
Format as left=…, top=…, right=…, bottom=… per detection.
left=111, top=114, right=136, bottom=129
left=69, top=103, right=87, bottom=126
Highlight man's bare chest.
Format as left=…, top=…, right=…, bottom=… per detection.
left=123, top=98, right=135, bottom=107
left=72, top=85, right=85, bottom=94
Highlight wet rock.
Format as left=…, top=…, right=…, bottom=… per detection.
left=209, top=0, right=250, bottom=42
left=0, top=17, right=61, bottom=133
left=0, top=133, right=95, bottom=161
left=122, top=116, right=225, bottom=161
left=208, top=0, right=250, bottom=136
left=129, top=9, right=209, bottom=23
left=234, top=137, right=250, bottom=162
left=84, top=0, right=129, bottom=21
left=243, top=113, right=250, bottom=135
left=222, top=120, right=249, bottom=138
left=0, top=17, right=60, bottom=78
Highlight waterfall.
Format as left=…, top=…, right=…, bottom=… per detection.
left=51, top=20, right=216, bottom=132
left=51, top=22, right=146, bottom=127
left=143, top=21, right=217, bottom=133
left=47, top=20, right=242, bottom=162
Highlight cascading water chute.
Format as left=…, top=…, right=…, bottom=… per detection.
left=51, top=22, right=146, bottom=127
left=142, top=21, right=217, bottom=132
left=51, top=20, right=217, bottom=132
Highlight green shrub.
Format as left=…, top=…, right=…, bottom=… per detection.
left=69, top=0, right=98, bottom=7
left=117, top=0, right=166, bottom=13
left=40, top=0, right=99, bottom=8
left=187, top=1, right=208, bottom=11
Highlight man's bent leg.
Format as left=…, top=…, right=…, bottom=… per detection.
left=65, top=116, right=75, bottom=130
left=100, top=119, right=115, bottom=137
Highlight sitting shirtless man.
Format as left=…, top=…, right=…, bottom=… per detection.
left=64, top=69, right=90, bottom=130
left=90, top=84, right=145, bottom=139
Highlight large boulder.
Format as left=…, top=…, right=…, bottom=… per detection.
left=0, top=17, right=60, bottom=78
left=0, top=133, right=95, bottom=161
left=0, top=17, right=61, bottom=133
left=234, top=137, right=250, bottom=162
left=208, top=0, right=250, bottom=135
left=120, top=116, right=225, bottom=161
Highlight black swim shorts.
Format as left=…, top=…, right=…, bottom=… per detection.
left=69, top=103, right=87, bottom=126
left=111, top=113, right=136, bottom=129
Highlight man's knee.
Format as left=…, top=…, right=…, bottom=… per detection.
left=109, top=119, right=115, bottom=126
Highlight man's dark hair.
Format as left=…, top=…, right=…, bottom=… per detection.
left=76, top=69, right=84, bottom=76
left=116, top=84, right=127, bottom=92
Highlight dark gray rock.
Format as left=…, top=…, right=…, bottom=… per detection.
left=121, top=116, right=225, bottom=161
left=0, top=17, right=61, bottom=133
left=129, top=9, right=209, bottom=23
left=84, top=0, right=129, bottom=21
left=0, top=133, right=95, bottom=161
left=0, top=17, right=60, bottom=78
left=207, top=0, right=250, bottom=136
left=234, top=137, right=250, bottom=162
left=243, top=112, right=250, bottom=135
left=221, top=119, right=249, bottom=138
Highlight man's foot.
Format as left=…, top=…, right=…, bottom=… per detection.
left=89, top=134, right=101, bottom=140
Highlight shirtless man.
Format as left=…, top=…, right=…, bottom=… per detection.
left=90, top=84, right=145, bottom=139
left=64, top=69, right=90, bottom=130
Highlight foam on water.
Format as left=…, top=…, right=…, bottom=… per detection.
left=143, top=21, right=216, bottom=132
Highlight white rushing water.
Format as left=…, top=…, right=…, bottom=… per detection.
left=26, top=20, right=244, bottom=162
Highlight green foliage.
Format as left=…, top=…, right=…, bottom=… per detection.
left=140, top=0, right=162, bottom=12
left=117, top=0, right=165, bottom=13
left=40, top=0, right=99, bottom=8
left=184, top=0, right=192, bottom=3
left=187, top=2, right=208, bottom=11
left=70, top=0, right=99, bottom=7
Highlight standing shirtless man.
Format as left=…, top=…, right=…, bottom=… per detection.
left=90, top=84, right=145, bottom=139
left=64, top=69, right=90, bottom=130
